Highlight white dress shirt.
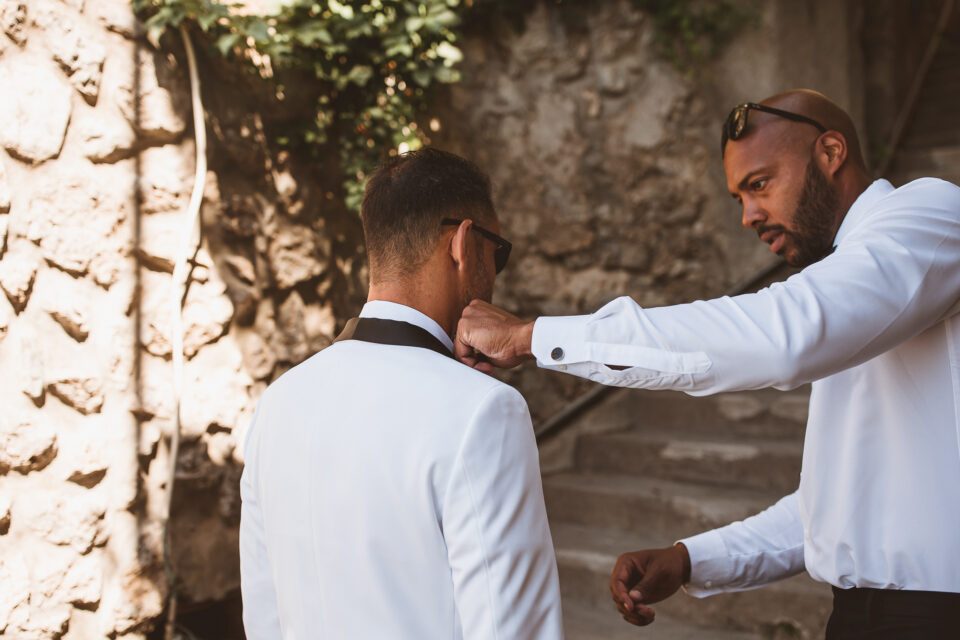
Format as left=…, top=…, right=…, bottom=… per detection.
left=240, top=300, right=564, bottom=639
left=532, top=178, right=960, bottom=594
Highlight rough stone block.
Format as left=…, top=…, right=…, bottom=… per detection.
left=0, top=419, right=58, bottom=474
left=180, top=341, right=251, bottom=438
left=109, top=49, right=187, bottom=144
left=25, top=491, right=107, bottom=553
left=65, top=441, right=108, bottom=488
left=0, top=554, right=32, bottom=635
left=21, top=168, right=128, bottom=276
left=40, top=275, right=91, bottom=342
left=77, top=105, right=136, bottom=163
left=34, top=0, right=107, bottom=103
left=0, top=55, right=72, bottom=162
left=1, top=2, right=28, bottom=45
left=104, top=568, right=165, bottom=635
left=141, top=275, right=235, bottom=359
left=90, top=0, right=138, bottom=38
left=47, top=377, right=105, bottom=415
left=60, top=553, right=103, bottom=608
left=268, top=223, right=328, bottom=290
left=138, top=144, right=193, bottom=216
left=0, top=245, right=39, bottom=312
left=136, top=211, right=181, bottom=272
left=20, top=329, right=45, bottom=405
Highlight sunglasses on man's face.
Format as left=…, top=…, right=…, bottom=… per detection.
left=721, top=102, right=828, bottom=153
left=441, top=218, right=512, bottom=274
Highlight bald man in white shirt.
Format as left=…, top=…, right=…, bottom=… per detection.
left=239, top=148, right=563, bottom=639
left=454, top=90, right=960, bottom=639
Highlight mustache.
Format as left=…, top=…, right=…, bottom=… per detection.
left=757, top=224, right=789, bottom=239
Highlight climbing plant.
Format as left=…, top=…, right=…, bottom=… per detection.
left=135, top=0, right=750, bottom=211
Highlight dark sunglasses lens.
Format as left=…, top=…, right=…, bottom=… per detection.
left=733, top=106, right=748, bottom=139
left=494, top=245, right=510, bottom=274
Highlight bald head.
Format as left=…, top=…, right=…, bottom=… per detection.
left=725, top=89, right=866, bottom=170
left=760, top=89, right=866, bottom=168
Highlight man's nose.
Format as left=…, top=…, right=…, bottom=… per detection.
left=741, top=203, right=766, bottom=230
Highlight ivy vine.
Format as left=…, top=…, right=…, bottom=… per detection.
left=134, top=0, right=750, bottom=212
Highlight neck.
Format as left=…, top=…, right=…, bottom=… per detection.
left=367, top=280, right=458, bottom=338
left=834, top=167, right=873, bottom=233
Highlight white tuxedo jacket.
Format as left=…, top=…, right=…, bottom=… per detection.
left=240, top=301, right=564, bottom=639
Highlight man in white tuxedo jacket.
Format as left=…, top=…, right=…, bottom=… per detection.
left=239, top=148, right=564, bottom=639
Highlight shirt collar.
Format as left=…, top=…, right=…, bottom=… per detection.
left=359, top=300, right=454, bottom=353
left=833, top=179, right=895, bottom=247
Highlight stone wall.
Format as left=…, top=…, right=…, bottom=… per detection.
left=0, top=0, right=870, bottom=637
left=0, top=1, right=365, bottom=637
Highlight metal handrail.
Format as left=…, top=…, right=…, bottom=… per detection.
left=534, top=257, right=788, bottom=442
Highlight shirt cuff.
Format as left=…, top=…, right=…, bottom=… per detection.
left=678, top=529, right=730, bottom=598
left=531, top=314, right=592, bottom=368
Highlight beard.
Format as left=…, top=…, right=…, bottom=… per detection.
left=783, top=161, right=841, bottom=268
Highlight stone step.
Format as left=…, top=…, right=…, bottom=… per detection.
left=562, top=599, right=763, bottom=640
left=552, top=523, right=832, bottom=638
left=544, top=473, right=784, bottom=537
left=574, top=430, right=802, bottom=493
left=579, top=388, right=809, bottom=443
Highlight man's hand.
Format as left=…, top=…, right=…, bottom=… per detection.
left=455, top=300, right=535, bottom=370
left=609, top=544, right=691, bottom=627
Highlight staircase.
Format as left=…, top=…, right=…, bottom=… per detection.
left=545, top=386, right=833, bottom=639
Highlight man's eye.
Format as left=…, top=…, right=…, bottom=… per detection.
left=750, top=179, right=767, bottom=191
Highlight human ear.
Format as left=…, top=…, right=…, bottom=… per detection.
left=448, top=219, right=473, bottom=273
left=816, top=131, right=847, bottom=178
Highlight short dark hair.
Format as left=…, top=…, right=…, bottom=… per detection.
left=361, top=148, right=496, bottom=282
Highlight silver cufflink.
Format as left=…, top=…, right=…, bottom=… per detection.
left=550, top=347, right=564, bottom=361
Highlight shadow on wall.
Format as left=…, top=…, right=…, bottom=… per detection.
left=139, top=24, right=369, bottom=640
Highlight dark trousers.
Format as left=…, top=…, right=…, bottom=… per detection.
left=825, top=586, right=960, bottom=639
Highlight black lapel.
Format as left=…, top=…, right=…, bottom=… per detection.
left=333, top=317, right=455, bottom=360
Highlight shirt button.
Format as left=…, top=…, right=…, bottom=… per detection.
left=550, top=347, right=564, bottom=361
left=704, top=580, right=713, bottom=588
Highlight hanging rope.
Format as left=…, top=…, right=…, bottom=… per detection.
left=163, top=24, right=207, bottom=640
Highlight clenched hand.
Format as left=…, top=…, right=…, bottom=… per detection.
left=455, top=300, right=535, bottom=371
left=609, top=544, right=691, bottom=626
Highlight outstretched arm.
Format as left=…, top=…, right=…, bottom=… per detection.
left=458, top=186, right=960, bottom=394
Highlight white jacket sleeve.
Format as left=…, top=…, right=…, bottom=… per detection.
left=442, top=385, right=564, bottom=640
left=532, top=182, right=960, bottom=394
left=239, top=404, right=283, bottom=640
left=680, top=492, right=806, bottom=597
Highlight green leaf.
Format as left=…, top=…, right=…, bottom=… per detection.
left=215, top=32, right=242, bottom=56
left=245, top=18, right=270, bottom=43
left=435, top=41, right=462, bottom=64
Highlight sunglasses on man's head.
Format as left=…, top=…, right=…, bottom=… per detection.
left=721, top=102, right=828, bottom=154
left=441, top=218, right=512, bottom=274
